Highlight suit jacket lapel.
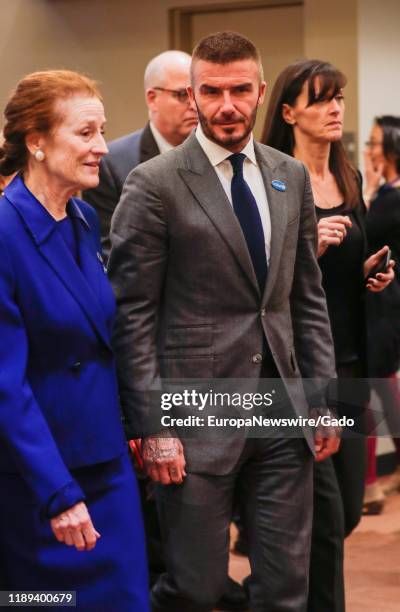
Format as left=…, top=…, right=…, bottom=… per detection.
left=179, top=135, right=260, bottom=296
left=39, top=225, right=112, bottom=349
left=255, top=144, right=289, bottom=305
left=140, top=123, right=161, bottom=163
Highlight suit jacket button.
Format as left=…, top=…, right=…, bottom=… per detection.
left=252, top=353, right=263, bottom=364
left=261, top=308, right=266, bottom=318
left=71, top=361, right=81, bottom=371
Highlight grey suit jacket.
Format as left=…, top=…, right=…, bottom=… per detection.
left=83, top=123, right=159, bottom=259
left=108, top=132, right=336, bottom=473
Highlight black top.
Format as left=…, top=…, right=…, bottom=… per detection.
left=316, top=203, right=365, bottom=365
left=365, top=185, right=400, bottom=316
left=57, top=215, right=79, bottom=264
left=365, top=185, right=400, bottom=375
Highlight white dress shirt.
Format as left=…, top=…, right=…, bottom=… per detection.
left=195, top=124, right=271, bottom=263
left=149, top=122, right=174, bottom=154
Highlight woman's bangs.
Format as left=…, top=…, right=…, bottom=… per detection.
left=307, top=68, right=346, bottom=105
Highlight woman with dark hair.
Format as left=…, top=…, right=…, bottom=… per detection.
left=363, top=115, right=400, bottom=511
left=0, top=70, right=149, bottom=609
left=262, top=60, right=394, bottom=611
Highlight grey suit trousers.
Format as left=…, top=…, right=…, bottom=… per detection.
left=151, top=436, right=313, bottom=612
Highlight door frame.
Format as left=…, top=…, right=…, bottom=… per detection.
left=169, top=0, right=303, bottom=51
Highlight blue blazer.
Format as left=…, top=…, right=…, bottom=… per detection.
left=0, top=175, right=125, bottom=515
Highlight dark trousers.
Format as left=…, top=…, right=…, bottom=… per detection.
left=137, top=477, right=166, bottom=586
left=309, top=457, right=345, bottom=612
left=151, top=436, right=313, bottom=612
left=308, top=361, right=367, bottom=612
left=308, top=438, right=366, bottom=612
left=332, top=437, right=366, bottom=537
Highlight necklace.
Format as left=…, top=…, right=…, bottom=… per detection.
left=311, top=179, right=343, bottom=209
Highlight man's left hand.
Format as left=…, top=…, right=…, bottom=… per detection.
left=311, top=407, right=341, bottom=462
left=314, top=434, right=341, bottom=462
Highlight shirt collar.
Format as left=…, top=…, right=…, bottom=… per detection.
left=195, top=123, right=257, bottom=167
left=149, top=121, right=175, bottom=154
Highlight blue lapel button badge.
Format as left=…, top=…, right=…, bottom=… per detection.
left=271, top=179, right=287, bottom=192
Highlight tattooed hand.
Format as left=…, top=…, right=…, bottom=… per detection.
left=142, top=435, right=186, bottom=485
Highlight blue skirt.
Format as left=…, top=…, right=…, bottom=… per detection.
left=0, top=452, right=149, bottom=611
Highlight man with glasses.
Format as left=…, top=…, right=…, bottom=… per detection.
left=84, top=50, right=198, bottom=261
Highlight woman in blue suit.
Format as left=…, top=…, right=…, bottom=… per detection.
left=0, top=70, right=149, bottom=610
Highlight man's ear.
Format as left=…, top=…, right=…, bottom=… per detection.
left=25, top=132, right=45, bottom=157
left=145, top=88, right=157, bottom=112
left=257, top=81, right=267, bottom=106
left=187, top=85, right=196, bottom=111
left=282, top=103, right=296, bottom=125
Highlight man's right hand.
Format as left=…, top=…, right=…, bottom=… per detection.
left=142, top=435, right=186, bottom=485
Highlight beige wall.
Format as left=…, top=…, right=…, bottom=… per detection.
left=0, top=0, right=220, bottom=139
left=0, top=0, right=359, bottom=143
left=304, top=0, right=358, bottom=137
left=358, top=0, right=400, bottom=172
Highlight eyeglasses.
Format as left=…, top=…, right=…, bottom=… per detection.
left=153, top=87, right=189, bottom=103
left=365, top=140, right=383, bottom=148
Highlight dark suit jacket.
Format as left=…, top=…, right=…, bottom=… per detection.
left=0, top=175, right=125, bottom=515
left=108, top=133, right=336, bottom=474
left=83, top=123, right=160, bottom=259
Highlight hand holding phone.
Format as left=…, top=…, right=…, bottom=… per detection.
left=365, top=246, right=395, bottom=292
left=368, top=248, right=392, bottom=278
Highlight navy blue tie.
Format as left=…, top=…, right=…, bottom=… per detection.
left=229, top=153, right=268, bottom=291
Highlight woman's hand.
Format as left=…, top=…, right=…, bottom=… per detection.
left=364, top=245, right=395, bottom=292
left=50, top=501, right=100, bottom=552
left=317, top=215, right=352, bottom=258
left=363, top=149, right=384, bottom=207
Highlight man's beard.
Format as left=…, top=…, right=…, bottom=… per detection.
left=195, top=103, right=258, bottom=149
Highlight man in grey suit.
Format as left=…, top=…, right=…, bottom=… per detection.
left=86, top=47, right=248, bottom=611
left=84, top=49, right=197, bottom=260
left=109, top=31, right=339, bottom=612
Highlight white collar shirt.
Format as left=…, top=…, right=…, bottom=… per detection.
left=195, top=124, right=271, bottom=263
left=149, top=122, right=174, bottom=154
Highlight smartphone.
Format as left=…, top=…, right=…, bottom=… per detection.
left=368, top=249, right=392, bottom=278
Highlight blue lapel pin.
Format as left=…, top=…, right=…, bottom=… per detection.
left=271, top=179, right=287, bottom=192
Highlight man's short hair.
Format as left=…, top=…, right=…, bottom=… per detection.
left=191, top=31, right=264, bottom=82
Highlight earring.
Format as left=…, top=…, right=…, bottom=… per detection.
left=34, top=149, right=45, bottom=162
